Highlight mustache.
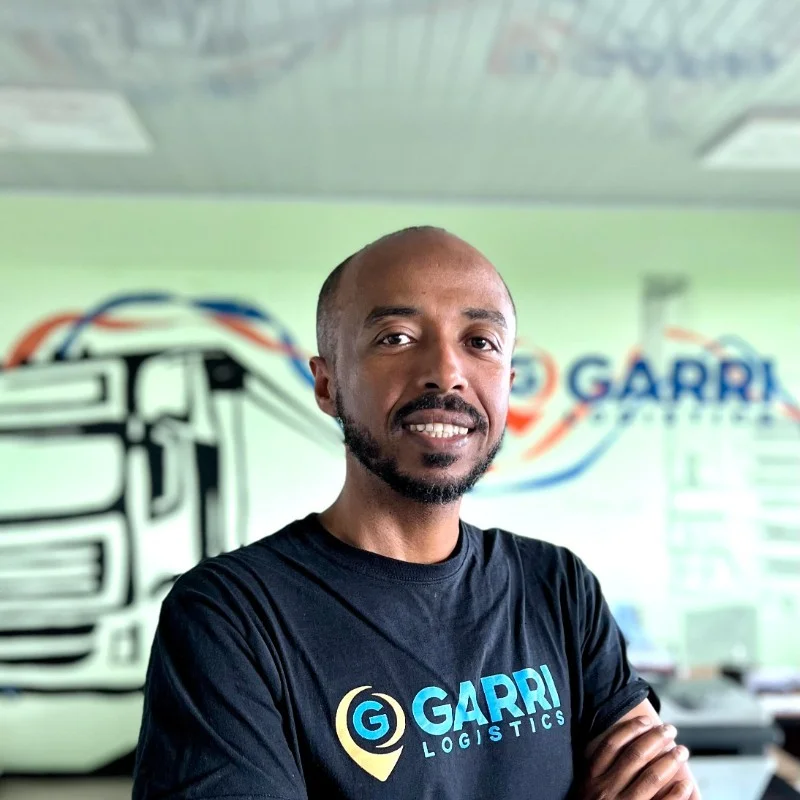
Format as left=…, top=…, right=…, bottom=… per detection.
left=393, top=393, right=489, bottom=434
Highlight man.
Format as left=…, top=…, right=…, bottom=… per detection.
left=133, top=227, right=699, bottom=799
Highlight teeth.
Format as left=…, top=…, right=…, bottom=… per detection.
left=407, top=423, right=469, bottom=438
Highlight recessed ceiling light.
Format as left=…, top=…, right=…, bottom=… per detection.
left=0, top=88, right=152, bottom=154
left=700, top=111, right=800, bottom=171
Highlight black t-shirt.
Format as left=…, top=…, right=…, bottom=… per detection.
left=133, top=514, right=653, bottom=800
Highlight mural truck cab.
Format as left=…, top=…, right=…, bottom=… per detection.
left=0, top=349, right=256, bottom=770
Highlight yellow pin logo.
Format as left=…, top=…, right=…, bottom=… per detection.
left=335, top=685, right=406, bottom=782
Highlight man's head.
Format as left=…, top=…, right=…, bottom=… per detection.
left=311, top=226, right=516, bottom=505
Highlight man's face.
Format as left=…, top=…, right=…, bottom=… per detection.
left=316, top=233, right=516, bottom=504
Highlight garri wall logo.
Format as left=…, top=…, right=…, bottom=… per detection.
left=334, top=666, right=565, bottom=781
left=483, top=326, right=800, bottom=494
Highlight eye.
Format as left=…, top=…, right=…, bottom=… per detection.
left=468, top=336, right=497, bottom=352
left=379, top=332, right=414, bottom=347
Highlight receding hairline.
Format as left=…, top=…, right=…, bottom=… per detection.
left=315, top=226, right=515, bottom=361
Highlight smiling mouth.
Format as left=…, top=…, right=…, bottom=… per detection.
left=404, top=423, right=471, bottom=439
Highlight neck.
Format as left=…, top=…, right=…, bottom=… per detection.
left=319, top=460, right=462, bottom=564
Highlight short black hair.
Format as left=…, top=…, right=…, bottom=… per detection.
left=316, top=227, right=443, bottom=363
left=316, top=252, right=355, bottom=363
left=315, top=226, right=516, bottom=363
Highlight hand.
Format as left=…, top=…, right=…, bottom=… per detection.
left=575, top=715, right=700, bottom=800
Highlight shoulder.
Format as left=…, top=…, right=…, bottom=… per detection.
left=465, top=522, right=596, bottom=596
left=161, top=517, right=310, bottom=626
left=467, top=522, right=583, bottom=572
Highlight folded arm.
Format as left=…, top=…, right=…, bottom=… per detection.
left=576, top=699, right=700, bottom=800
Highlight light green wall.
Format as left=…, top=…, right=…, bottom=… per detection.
left=1, top=197, right=796, bottom=284
left=0, top=196, right=797, bottom=771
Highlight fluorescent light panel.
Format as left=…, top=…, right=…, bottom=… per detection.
left=0, top=88, right=152, bottom=154
left=701, top=111, right=800, bottom=171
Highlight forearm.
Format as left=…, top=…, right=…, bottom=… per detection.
left=575, top=702, right=700, bottom=800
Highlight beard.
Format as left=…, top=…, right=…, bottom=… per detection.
left=334, top=394, right=503, bottom=505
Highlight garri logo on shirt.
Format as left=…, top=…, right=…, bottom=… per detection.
left=335, top=665, right=565, bottom=781
left=335, top=686, right=407, bottom=781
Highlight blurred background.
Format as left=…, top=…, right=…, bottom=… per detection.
left=0, top=1, right=799, bottom=798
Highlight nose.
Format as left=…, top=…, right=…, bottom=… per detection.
left=417, top=338, right=468, bottom=393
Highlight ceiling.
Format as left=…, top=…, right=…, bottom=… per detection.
left=1, top=0, right=800, bottom=205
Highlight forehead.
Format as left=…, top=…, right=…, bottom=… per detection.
left=339, top=235, right=511, bottom=321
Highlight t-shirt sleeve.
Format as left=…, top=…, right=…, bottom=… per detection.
left=572, top=555, right=657, bottom=746
left=132, top=570, right=308, bottom=800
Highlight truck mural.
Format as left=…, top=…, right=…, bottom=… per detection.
left=0, top=293, right=342, bottom=773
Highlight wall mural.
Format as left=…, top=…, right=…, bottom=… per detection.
left=0, top=293, right=346, bottom=773
left=6, top=0, right=798, bottom=132
left=0, top=0, right=795, bottom=159
left=1, top=287, right=798, bottom=772
left=488, top=0, right=800, bottom=136
left=2, top=0, right=473, bottom=103
left=1, top=293, right=338, bottom=688
left=493, top=327, right=799, bottom=493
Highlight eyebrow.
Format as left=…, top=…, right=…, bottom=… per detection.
left=362, top=305, right=509, bottom=330
left=363, top=306, right=420, bottom=328
left=463, top=307, right=508, bottom=330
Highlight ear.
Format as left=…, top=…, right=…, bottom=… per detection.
left=310, top=356, right=337, bottom=419
left=509, top=339, right=518, bottom=391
